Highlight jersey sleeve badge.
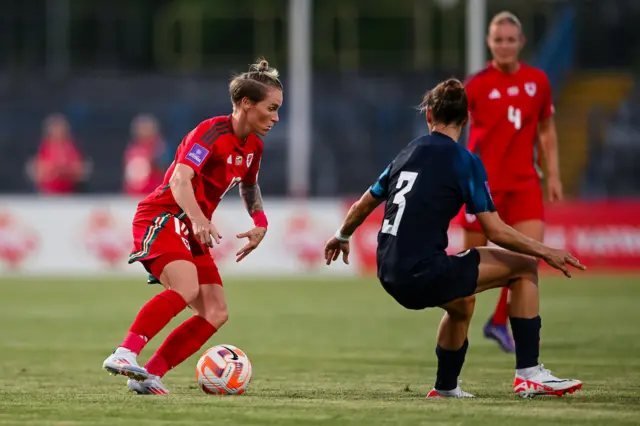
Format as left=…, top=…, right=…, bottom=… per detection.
left=185, top=143, right=210, bottom=167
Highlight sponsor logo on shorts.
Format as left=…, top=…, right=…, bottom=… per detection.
left=456, top=249, right=471, bottom=257
left=186, top=143, right=210, bottom=167
left=465, top=213, right=476, bottom=224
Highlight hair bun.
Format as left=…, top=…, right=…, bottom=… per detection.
left=248, top=58, right=280, bottom=79
left=418, top=78, right=468, bottom=126
left=441, top=79, right=464, bottom=102
left=250, top=59, right=270, bottom=73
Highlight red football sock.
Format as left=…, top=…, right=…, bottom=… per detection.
left=120, top=289, right=188, bottom=354
left=146, top=315, right=217, bottom=377
left=492, top=287, right=510, bottom=326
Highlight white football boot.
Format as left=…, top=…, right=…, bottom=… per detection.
left=102, top=347, right=149, bottom=382
left=127, top=375, right=169, bottom=395
left=514, top=364, right=582, bottom=398
left=426, top=381, right=475, bottom=398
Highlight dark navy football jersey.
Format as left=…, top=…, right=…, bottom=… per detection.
left=369, top=131, right=496, bottom=283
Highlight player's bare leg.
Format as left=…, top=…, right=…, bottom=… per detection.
left=481, top=219, right=544, bottom=351
left=475, top=220, right=544, bottom=353
left=463, top=230, right=488, bottom=249
left=426, top=296, right=476, bottom=398
left=130, top=282, right=228, bottom=395
left=103, top=260, right=200, bottom=382
left=427, top=246, right=530, bottom=398
left=474, top=248, right=582, bottom=398
left=511, top=220, right=544, bottom=244
left=464, top=228, right=515, bottom=353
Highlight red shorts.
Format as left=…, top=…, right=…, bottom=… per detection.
left=459, top=183, right=544, bottom=233
left=128, top=212, right=222, bottom=285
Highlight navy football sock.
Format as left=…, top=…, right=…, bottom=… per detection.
left=434, top=339, right=469, bottom=391
left=510, top=316, right=541, bottom=369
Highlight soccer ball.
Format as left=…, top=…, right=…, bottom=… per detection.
left=196, top=344, right=252, bottom=395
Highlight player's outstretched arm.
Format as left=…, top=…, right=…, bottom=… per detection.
left=341, top=191, right=382, bottom=236
left=476, top=211, right=585, bottom=277
left=170, top=164, right=221, bottom=247
left=325, top=191, right=383, bottom=265
left=236, top=182, right=268, bottom=262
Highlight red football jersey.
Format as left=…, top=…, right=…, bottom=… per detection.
left=136, top=115, right=263, bottom=220
left=123, top=141, right=164, bottom=196
left=35, top=138, right=83, bottom=194
left=465, top=62, right=554, bottom=191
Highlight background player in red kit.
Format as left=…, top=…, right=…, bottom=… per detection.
left=461, top=12, right=563, bottom=352
left=102, top=59, right=282, bottom=394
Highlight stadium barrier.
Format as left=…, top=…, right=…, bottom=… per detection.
left=0, top=197, right=354, bottom=277
left=0, top=197, right=638, bottom=277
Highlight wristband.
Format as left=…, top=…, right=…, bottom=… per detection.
left=335, top=230, right=351, bottom=243
left=252, top=211, right=268, bottom=228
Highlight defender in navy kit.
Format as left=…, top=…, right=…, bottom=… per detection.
left=324, top=78, right=585, bottom=399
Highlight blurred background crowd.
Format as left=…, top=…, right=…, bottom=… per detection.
left=2, top=0, right=639, bottom=198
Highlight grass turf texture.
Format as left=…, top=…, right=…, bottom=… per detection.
left=1, top=275, right=640, bottom=425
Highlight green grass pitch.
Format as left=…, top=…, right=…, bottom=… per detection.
left=1, top=275, right=640, bottom=425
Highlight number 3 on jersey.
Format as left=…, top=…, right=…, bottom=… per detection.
left=381, top=171, right=418, bottom=236
left=508, top=105, right=522, bottom=130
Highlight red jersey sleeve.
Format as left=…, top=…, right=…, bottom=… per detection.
left=176, top=124, right=215, bottom=175
left=243, top=145, right=263, bottom=185
left=539, top=73, right=554, bottom=120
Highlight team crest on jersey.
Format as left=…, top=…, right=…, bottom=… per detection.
left=235, top=155, right=242, bottom=166
left=525, top=82, right=537, bottom=97
left=247, top=153, right=254, bottom=167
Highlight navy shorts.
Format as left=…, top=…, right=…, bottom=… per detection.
left=379, top=248, right=480, bottom=310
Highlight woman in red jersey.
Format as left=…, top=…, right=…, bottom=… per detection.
left=29, top=114, right=86, bottom=194
left=461, top=12, right=563, bottom=353
left=102, top=59, right=282, bottom=395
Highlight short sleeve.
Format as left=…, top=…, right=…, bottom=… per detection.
left=461, top=154, right=496, bottom=214
left=539, top=73, right=554, bottom=120
left=369, top=164, right=391, bottom=200
left=176, top=124, right=215, bottom=175
left=243, top=150, right=262, bottom=184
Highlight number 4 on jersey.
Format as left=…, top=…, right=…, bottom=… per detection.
left=381, top=171, right=418, bottom=236
left=508, top=105, right=522, bottom=130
